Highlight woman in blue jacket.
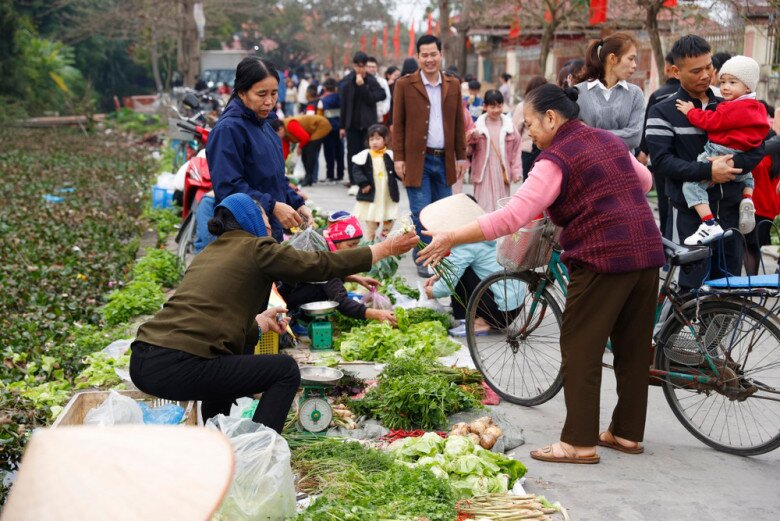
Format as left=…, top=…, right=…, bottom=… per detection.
left=207, top=57, right=311, bottom=242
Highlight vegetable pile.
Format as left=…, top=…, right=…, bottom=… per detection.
left=336, top=318, right=461, bottom=362
left=450, top=416, right=504, bottom=450
left=291, top=438, right=456, bottom=521
left=350, top=358, right=482, bottom=430
left=388, top=432, right=527, bottom=499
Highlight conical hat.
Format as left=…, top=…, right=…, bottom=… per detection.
left=419, top=193, right=485, bottom=232
left=2, top=426, right=234, bottom=521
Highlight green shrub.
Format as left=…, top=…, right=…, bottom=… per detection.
left=101, top=278, right=165, bottom=326
left=144, top=205, right=180, bottom=245
left=132, top=248, right=182, bottom=287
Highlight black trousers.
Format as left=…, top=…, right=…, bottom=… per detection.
left=674, top=198, right=743, bottom=290
left=345, top=128, right=367, bottom=185
left=301, top=138, right=323, bottom=186
left=521, top=146, right=541, bottom=181
left=322, top=129, right=344, bottom=180
left=451, top=267, right=519, bottom=328
left=651, top=167, right=671, bottom=238
left=129, top=341, right=300, bottom=434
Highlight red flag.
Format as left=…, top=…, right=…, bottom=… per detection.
left=360, top=33, right=367, bottom=52
left=589, top=0, right=608, bottom=25
left=508, top=19, right=521, bottom=39
left=343, top=52, right=349, bottom=66
left=427, top=13, right=433, bottom=35
left=408, top=21, right=416, bottom=57
left=393, top=21, right=401, bottom=59
left=382, top=26, right=388, bottom=58
left=371, top=33, right=378, bottom=53
left=465, top=37, right=472, bottom=49
left=662, top=0, right=677, bottom=6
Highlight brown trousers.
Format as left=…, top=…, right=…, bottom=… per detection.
left=559, top=266, right=659, bottom=446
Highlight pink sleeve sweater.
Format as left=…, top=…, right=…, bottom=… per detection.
left=477, top=154, right=652, bottom=240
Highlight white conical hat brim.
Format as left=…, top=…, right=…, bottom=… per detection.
left=3, top=426, right=234, bottom=521
left=420, top=193, right=486, bottom=232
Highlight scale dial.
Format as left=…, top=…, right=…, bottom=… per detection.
left=298, top=397, right=333, bottom=433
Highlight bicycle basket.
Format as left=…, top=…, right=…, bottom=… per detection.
left=495, top=200, right=561, bottom=271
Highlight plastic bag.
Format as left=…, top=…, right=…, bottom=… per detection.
left=138, top=402, right=185, bottom=425
left=287, top=227, right=327, bottom=252
left=83, top=390, right=144, bottom=426
left=206, top=415, right=296, bottom=520
left=415, top=281, right=447, bottom=312
left=361, top=287, right=393, bottom=311
left=292, top=153, right=305, bottom=180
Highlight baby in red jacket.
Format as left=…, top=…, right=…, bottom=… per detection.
left=676, top=55, right=768, bottom=245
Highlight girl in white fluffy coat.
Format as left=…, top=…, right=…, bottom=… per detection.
left=466, top=90, right=523, bottom=212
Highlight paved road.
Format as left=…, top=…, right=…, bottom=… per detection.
left=300, top=178, right=780, bottom=520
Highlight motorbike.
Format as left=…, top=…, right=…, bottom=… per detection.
left=173, top=119, right=212, bottom=265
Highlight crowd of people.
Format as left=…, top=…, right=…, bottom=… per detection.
left=130, top=32, right=780, bottom=466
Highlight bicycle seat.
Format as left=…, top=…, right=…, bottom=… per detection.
left=661, top=238, right=710, bottom=266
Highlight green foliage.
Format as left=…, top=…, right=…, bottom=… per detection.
left=291, top=438, right=456, bottom=521
left=143, top=205, right=180, bottom=245
left=335, top=320, right=461, bottom=362
left=101, top=277, right=165, bottom=327
left=75, top=352, right=130, bottom=390
left=0, top=127, right=149, bottom=386
left=395, top=307, right=452, bottom=331
left=388, top=433, right=528, bottom=498
left=351, top=358, right=480, bottom=430
left=109, top=108, right=166, bottom=135
left=13, top=25, right=89, bottom=116
left=132, top=248, right=182, bottom=288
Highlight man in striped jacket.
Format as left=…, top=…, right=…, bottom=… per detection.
left=645, top=35, right=765, bottom=289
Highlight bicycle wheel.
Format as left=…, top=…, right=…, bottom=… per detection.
left=466, top=271, right=564, bottom=406
left=655, top=299, right=780, bottom=455
left=175, top=212, right=197, bottom=266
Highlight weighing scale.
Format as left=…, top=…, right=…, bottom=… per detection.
left=297, top=366, right=344, bottom=434
left=300, top=300, right=339, bottom=349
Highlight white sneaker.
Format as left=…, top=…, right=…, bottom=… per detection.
left=739, top=198, right=756, bottom=234
left=684, top=222, right=724, bottom=245
left=347, top=185, right=359, bottom=196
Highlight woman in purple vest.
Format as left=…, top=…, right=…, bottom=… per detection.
left=419, top=84, right=665, bottom=464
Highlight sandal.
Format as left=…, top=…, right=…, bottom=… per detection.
left=598, top=431, right=644, bottom=455
left=530, top=443, right=600, bottom=464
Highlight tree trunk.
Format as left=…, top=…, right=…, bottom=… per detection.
left=177, top=0, right=200, bottom=87
left=539, top=20, right=557, bottom=78
left=150, top=22, right=163, bottom=92
left=455, top=0, right=472, bottom=77
left=645, top=1, right=665, bottom=84
left=438, top=0, right=455, bottom=70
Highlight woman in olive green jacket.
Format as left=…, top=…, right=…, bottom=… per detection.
left=131, top=193, right=417, bottom=432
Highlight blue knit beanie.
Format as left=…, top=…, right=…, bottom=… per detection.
left=216, top=193, right=268, bottom=238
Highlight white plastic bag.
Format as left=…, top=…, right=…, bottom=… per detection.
left=361, top=287, right=393, bottom=311
left=206, top=415, right=296, bottom=520
left=83, top=390, right=144, bottom=426
left=415, top=281, right=447, bottom=312
left=292, top=153, right=305, bottom=181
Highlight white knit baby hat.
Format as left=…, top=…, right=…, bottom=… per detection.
left=718, top=55, right=760, bottom=92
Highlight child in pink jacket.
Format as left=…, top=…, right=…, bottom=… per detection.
left=466, top=90, right=523, bottom=212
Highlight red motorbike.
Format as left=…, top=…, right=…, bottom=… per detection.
left=173, top=121, right=211, bottom=264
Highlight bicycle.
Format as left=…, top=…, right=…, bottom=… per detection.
left=465, top=226, right=780, bottom=455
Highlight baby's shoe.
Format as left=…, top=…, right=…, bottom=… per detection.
left=739, top=198, right=756, bottom=234
left=684, top=221, right=724, bottom=245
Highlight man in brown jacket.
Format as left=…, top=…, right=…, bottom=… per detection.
left=392, top=35, right=467, bottom=276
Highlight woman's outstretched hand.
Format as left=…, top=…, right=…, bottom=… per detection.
left=417, top=230, right=454, bottom=267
